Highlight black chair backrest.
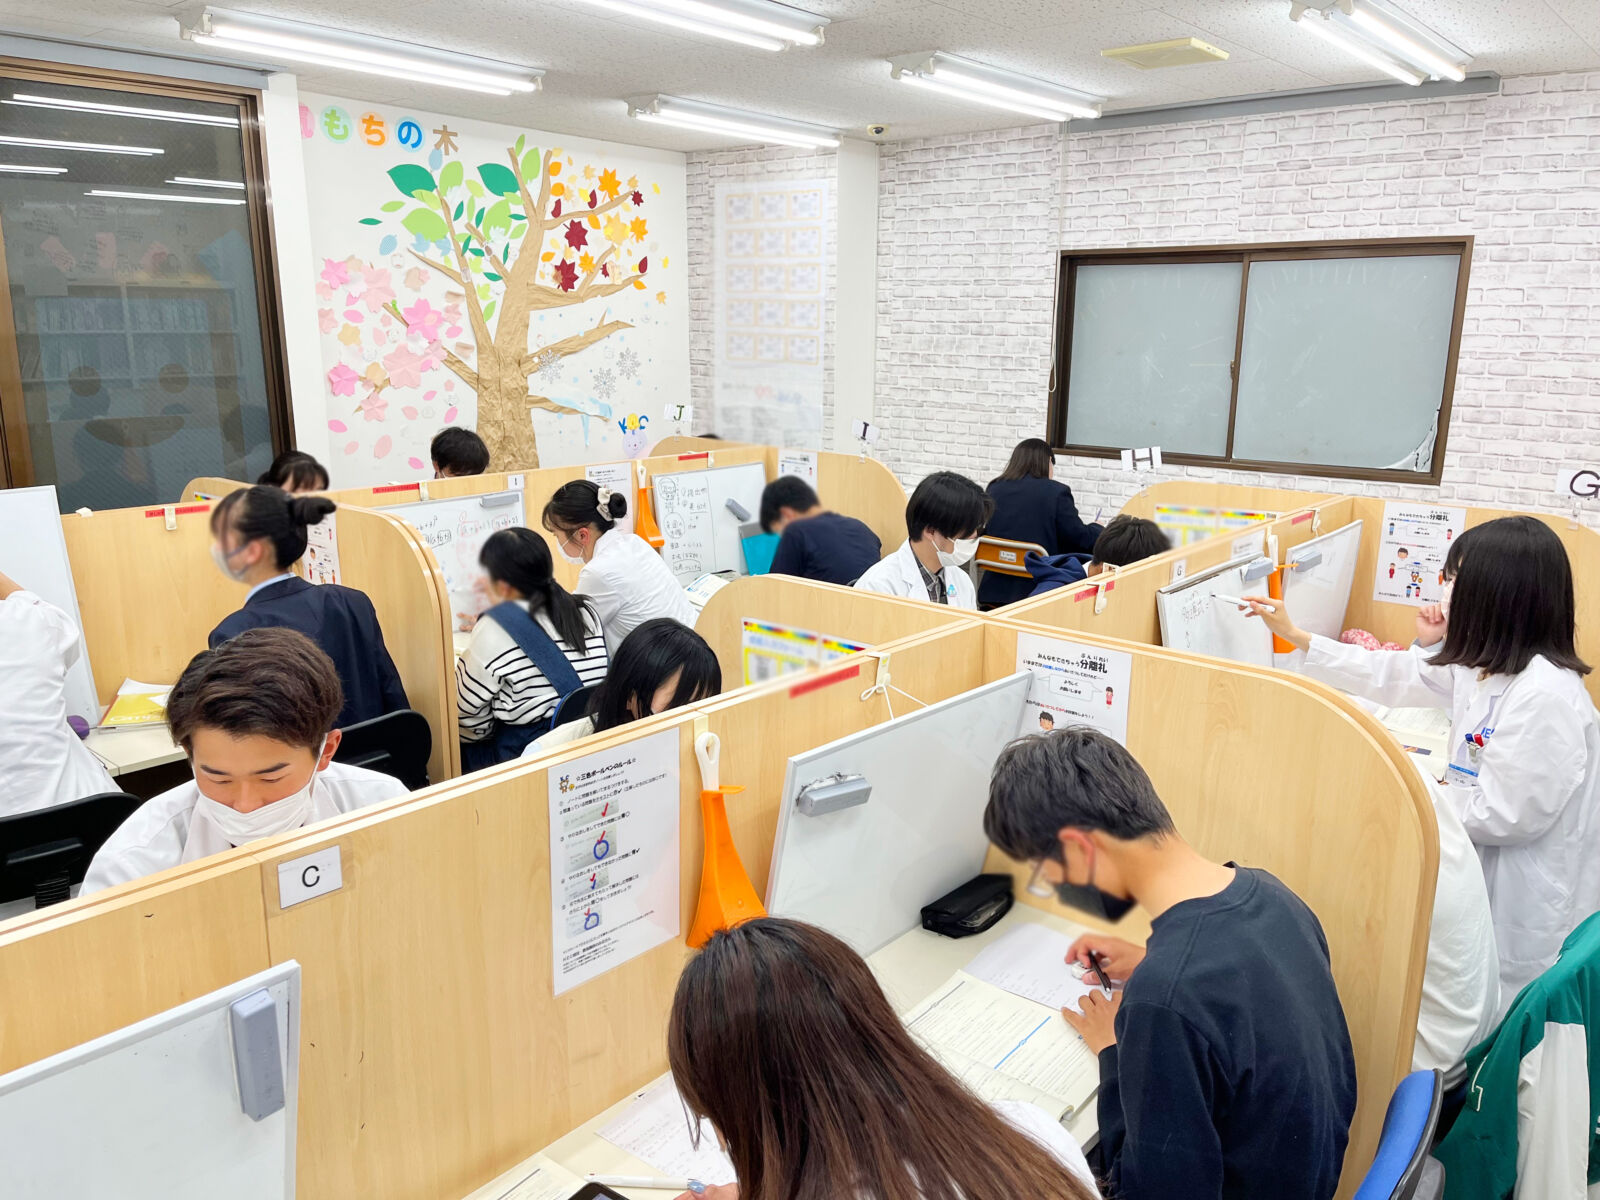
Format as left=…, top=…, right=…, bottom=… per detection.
left=551, top=684, right=599, bottom=731
left=0, top=792, right=143, bottom=908
left=333, top=709, right=432, bottom=792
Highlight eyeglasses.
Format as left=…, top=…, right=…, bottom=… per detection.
left=1024, top=859, right=1055, bottom=899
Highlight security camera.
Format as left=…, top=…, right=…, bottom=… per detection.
left=867, top=123, right=888, bottom=137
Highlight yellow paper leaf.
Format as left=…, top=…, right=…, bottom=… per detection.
left=656, top=291, right=667, bottom=304
left=541, top=251, right=554, bottom=262
left=662, top=256, right=669, bottom=268
left=547, top=160, right=561, bottom=176
left=338, top=324, right=361, bottom=346
left=632, top=279, right=646, bottom=290
left=587, top=215, right=601, bottom=229
left=551, top=183, right=565, bottom=197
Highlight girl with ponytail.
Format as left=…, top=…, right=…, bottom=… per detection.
left=456, top=528, right=610, bottom=768
left=208, top=485, right=409, bottom=729
left=542, top=478, right=696, bottom=654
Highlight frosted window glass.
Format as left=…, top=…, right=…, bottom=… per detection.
left=1065, top=262, right=1241, bottom=455
left=1232, top=255, right=1459, bottom=471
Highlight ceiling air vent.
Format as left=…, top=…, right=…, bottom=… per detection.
left=1102, top=37, right=1230, bottom=69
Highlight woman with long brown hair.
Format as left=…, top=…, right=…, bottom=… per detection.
left=666, top=917, right=1099, bottom=1200
left=979, top=438, right=1103, bottom=609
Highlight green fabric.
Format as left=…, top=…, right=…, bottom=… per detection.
left=1433, top=912, right=1600, bottom=1199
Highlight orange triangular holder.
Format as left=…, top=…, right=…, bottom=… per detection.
left=635, top=481, right=665, bottom=549
left=687, top=785, right=765, bottom=948
left=1267, top=567, right=1294, bottom=655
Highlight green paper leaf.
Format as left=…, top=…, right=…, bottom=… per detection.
left=439, top=160, right=463, bottom=193
left=514, top=133, right=526, bottom=159
left=466, top=180, right=485, bottom=199
left=469, top=246, right=484, bottom=257
left=417, top=191, right=441, bottom=211
left=510, top=212, right=526, bottom=221
left=478, top=161, right=520, bottom=197
left=485, top=272, right=502, bottom=282
left=483, top=198, right=512, bottom=234
left=453, top=200, right=465, bottom=220
left=520, top=147, right=540, bottom=183
left=358, top=217, right=381, bottom=225
left=387, top=163, right=436, bottom=200
left=483, top=300, right=497, bottom=322
left=379, top=200, right=406, bottom=213
left=401, top=208, right=448, bottom=243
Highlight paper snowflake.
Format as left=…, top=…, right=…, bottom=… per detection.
left=534, top=348, right=564, bottom=384
left=617, top=348, right=640, bottom=378
left=592, top=367, right=617, bottom=401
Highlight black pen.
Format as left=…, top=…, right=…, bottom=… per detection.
left=1088, top=951, right=1113, bottom=997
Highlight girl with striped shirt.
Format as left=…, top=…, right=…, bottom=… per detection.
left=456, top=528, right=609, bottom=769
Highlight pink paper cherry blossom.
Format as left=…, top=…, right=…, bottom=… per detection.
left=320, top=258, right=350, bottom=288
left=408, top=457, right=425, bottom=470
left=444, top=406, right=458, bottom=423
left=328, top=419, right=348, bottom=433
left=327, top=363, right=359, bottom=396
left=373, top=435, right=392, bottom=459
left=343, top=440, right=359, bottom=455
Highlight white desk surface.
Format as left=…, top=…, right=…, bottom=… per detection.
left=463, top=903, right=1103, bottom=1200
left=85, top=722, right=183, bottom=777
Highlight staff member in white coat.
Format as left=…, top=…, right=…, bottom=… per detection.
left=542, top=479, right=695, bottom=655
left=854, top=471, right=992, bottom=611
left=1247, top=515, right=1600, bottom=1007
left=0, top=569, right=115, bottom=816
left=82, top=628, right=408, bottom=894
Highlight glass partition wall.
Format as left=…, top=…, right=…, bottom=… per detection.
left=0, top=62, right=288, bottom=510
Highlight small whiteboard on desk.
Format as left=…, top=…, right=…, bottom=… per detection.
left=767, top=672, right=1032, bottom=955
left=1276, top=519, right=1364, bottom=670
left=1157, top=554, right=1275, bottom=667
left=0, top=485, right=98, bottom=722
left=389, top=488, right=524, bottom=625
left=653, top=462, right=768, bottom=582
left=0, top=961, right=300, bottom=1200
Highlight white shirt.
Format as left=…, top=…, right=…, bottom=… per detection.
left=0, top=590, right=114, bottom=817
left=989, top=1099, right=1096, bottom=1191
left=81, top=761, right=408, bottom=895
left=522, top=714, right=597, bottom=756
left=1305, top=634, right=1600, bottom=1008
left=456, top=603, right=608, bottom=742
left=854, top=540, right=977, bottom=610
left=1409, top=761, right=1501, bottom=1071
left=576, top=529, right=697, bottom=655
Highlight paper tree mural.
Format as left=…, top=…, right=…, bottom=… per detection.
left=336, top=135, right=657, bottom=468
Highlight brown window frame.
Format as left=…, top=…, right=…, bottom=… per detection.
left=1046, top=237, right=1474, bottom=486
left=0, top=55, right=293, bottom=490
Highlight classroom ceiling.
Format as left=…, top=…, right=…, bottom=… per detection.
left=1, top=0, right=1598, bottom=150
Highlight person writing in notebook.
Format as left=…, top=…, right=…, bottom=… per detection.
left=759, top=476, right=881, bottom=586
left=854, top=471, right=992, bottom=610
left=984, top=728, right=1356, bottom=1200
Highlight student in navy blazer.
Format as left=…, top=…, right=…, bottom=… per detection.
left=208, top=486, right=409, bottom=729
left=978, top=439, right=1103, bottom=609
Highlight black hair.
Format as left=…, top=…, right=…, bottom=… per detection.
left=994, top=438, right=1055, bottom=483
left=210, top=485, right=336, bottom=569
left=257, top=450, right=329, bottom=492
left=589, top=618, right=721, bottom=732
left=542, top=479, right=628, bottom=536
left=984, top=727, right=1175, bottom=862
left=1432, top=515, right=1589, bottom=677
left=167, top=628, right=343, bottom=751
left=906, top=472, right=992, bottom=542
left=760, top=477, right=822, bottom=532
left=431, top=427, right=490, bottom=476
left=1092, top=515, right=1171, bottom=567
left=479, top=527, right=595, bottom=655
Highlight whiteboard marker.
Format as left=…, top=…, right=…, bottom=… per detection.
left=1214, top=594, right=1274, bottom=613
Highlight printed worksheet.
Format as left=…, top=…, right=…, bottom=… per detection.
left=1373, top=502, right=1466, bottom=607
left=1015, top=631, right=1133, bottom=745
left=964, top=923, right=1104, bottom=1012
left=598, top=1076, right=737, bottom=1185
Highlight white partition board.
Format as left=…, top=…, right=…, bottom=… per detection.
left=767, top=672, right=1033, bottom=956
left=0, top=961, right=300, bottom=1200
left=1276, top=519, right=1364, bottom=671
left=653, top=461, right=768, bottom=582
left=1156, top=554, right=1275, bottom=667
left=0, top=485, right=98, bottom=720
left=389, top=488, right=524, bottom=625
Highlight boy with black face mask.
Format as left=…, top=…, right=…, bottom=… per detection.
left=984, top=728, right=1357, bottom=1200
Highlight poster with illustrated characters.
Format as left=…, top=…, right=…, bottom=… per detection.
left=300, top=95, right=688, bottom=486
left=1013, top=631, right=1132, bottom=746
left=1373, top=502, right=1466, bottom=607
left=712, top=179, right=827, bottom=446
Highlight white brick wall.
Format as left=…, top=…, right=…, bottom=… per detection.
left=871, top=74, right=1600, bottom=528
left=684, top=144, right=838, bottom=437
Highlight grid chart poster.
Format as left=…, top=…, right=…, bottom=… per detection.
left=1014, top=632, right=1133, bottom=746
left=1374, top=502, right=1466, bottom=607
left=712, top=179, right=828, bottom=447
left=547, top=729, right=680, bottom=995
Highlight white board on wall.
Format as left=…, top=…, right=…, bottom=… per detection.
left=0, top=486, right=99, bottom=721
left=652, top=462, right=767, bottom=582
left=1156, top=555, right=1275, bottom=668
left=1276, top=519, right=1364, bottom=670
left=389, top=489, right=523, bottom=627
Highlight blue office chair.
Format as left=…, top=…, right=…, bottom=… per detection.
left=1355, top=1068, right=1445, bottom=1200
left=550, top=684, right=599, bottom=731
left=0, top=791, right=143, bottom=908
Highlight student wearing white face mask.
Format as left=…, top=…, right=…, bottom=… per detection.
left=541, top=479, right=696, bottom=655
left=854, top=471, right=993, bottom=610
left=81, top=629, right=408, bottom=894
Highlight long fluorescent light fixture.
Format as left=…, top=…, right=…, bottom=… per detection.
left=628, top=95, right=839, bottom=148
left=179, top=9, right=541, bottom=95
left=86, top=189, right=246, bottom=206
left=573, top=0, right=826, bottom=51
left=889, top=53, right=1102, bottom=121
left=3, top=93, right=238, bottom=127
left=1290, top=1, right=1469, bottom=85
left=0, top=134, right=161, bottom=156
left=170, top=176, right=245, bottom=189
left=0, top=164, right=67, bottom=174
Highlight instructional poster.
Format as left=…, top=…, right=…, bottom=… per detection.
left=301, top=512, right=341, bottom=585
left=742, top=619, right=868, bottom=685
left=1374, top=502, right=1465, bottom=607
left=547, top=729, right=680, bottom=995
left=584, top=460, right=636, bottom=538
left=777, top=448, right=818, bottom=485
left=1014, top=631, right=1133, bottom=746
left=1154, top=504, right=1275, bottom=548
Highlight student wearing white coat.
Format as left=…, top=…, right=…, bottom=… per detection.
left=542, top=479, right=695, bottom=655
left=82, top=628, right=407, bottom=894
left=854, top=471, right=993, bottom=611
left=0, top=570, right=115, bottom=816
left=1248, top=515, right=1600, bottom=1008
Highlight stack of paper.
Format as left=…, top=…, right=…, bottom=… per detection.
left=598, top=1077, right=737, bottom=1187
left=477, top=1153, right=585, bottom=1200
left=98, top=679, right=171, bottom=731
left=1376, top=704, right=1451, bottom=780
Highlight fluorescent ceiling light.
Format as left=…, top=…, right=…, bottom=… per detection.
left=0, top=134, right=161, bottom=155
left=1346, top=5, right=1468, bottom=81
left=86, top=189, right=246, bottom=206
left=4, top=93, right=238, bottom=127
left=169, top=176, right=245, bottom=189
left=628, top=95, right=839, bottom=148
left=889, top=52, right=1102, bottom=122
left=180, top=9, right=541, bottom=96
left=1290, top=2, right=1467, bottom=85
left=0, top=164, right=67, bottom=174
left=571, top=0, right=826, bottom=51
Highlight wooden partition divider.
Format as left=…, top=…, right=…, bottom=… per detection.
left=1120, top=480, right=1340, bottom=521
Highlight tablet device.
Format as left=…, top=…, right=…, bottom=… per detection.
left=566, top=1186, right=632, bottom=1200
